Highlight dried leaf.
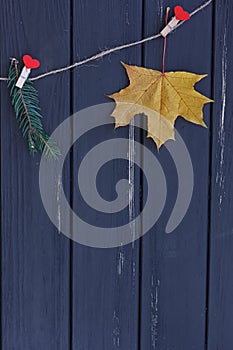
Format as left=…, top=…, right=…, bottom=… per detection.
left=109, top=62, right=213, bottom=148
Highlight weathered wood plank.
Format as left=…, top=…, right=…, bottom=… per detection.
left=207, top=1, right=233, bottom=349
left=140, top=1, right=213, bottom=349
left=0, top=1, right=71, bottom=348
left=71, top=0, right=143, bottom=348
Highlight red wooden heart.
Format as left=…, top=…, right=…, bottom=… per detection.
left=174, top=5, right=190, bottom=21
left=23, top=55, right=40, bottom=69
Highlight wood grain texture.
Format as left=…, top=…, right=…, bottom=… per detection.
left=207, top=1, right=233, bottom=349
left=71, top=0, right=143, bottom=349
left=2, top=0, right=233, bottom=349
left=140, top=1, right=213, bottom=349
left=0, top=1, right=71, bottom=349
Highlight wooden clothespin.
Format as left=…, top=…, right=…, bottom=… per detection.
left=16, top=55, right=40, bottom=88
left=160, top=5, right=190, bottom=38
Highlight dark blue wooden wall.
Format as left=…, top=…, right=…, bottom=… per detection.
left=1, top=0, right=232, bottom=349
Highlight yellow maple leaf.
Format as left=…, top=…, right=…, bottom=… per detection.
left=109, top=62, right=213, bottom=148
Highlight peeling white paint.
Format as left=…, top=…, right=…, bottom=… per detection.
left=128, top=121, right=136, bottom=247
left=158, top=0, right=165, bottom=22
left=132, top=261, right=136, bottom=278
left=125, top=3, right=130, bottom=26
left=151, top=276, right=160, bottom=348
left=129, top=260, right=137, bottom=297
left=112, top=311, right=120, bottom=347
left=56, top=174, right=62, bottom=233
left=216, top=26, right=227, bottom=208
left=117, top=251, right=125, bottom=275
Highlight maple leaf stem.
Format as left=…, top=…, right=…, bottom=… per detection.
left=162, top=7, right=170, bottom=75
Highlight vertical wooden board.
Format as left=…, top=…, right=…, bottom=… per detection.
left=0, top=1, right=71, bottom=349
left=71, top=0, right=142, bottom=348
left=140, top=1, right=213, bottom=349
left=207, top=1, right=233, bottom=349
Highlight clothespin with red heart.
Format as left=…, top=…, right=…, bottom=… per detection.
left=160, top=5, right=190, bottom=37
left=16, top=55, right=40, bottom=88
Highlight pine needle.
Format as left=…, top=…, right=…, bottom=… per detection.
left=8, top=59, right=61, bottom=159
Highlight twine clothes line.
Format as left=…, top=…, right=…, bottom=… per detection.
left=0, top=0, right=212, bottom=82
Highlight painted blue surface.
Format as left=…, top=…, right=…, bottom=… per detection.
left=1, top=1, right=232, bottom=349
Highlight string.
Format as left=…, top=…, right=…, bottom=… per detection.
left=162, top=7, right=170, bottom=75
left=0, top=0, right=212, bottom=82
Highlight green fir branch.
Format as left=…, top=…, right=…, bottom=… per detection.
left=8, top=59, right=61, bottom=159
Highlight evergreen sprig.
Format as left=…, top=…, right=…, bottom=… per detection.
left=8, top=59, right=61, bottom=159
